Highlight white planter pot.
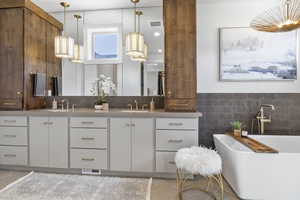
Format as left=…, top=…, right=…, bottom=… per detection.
left=94, top=105, right=103, bottom=110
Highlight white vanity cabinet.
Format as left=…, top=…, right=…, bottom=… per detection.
left=70, top=117, right=108, bottom=170
left=156, top=118, right=199, bottom=173
left=29, top=117, right=68, bottom=168
left=110, top=118, right=154, bottom=172
left=0, top=116, right=28, bottom=166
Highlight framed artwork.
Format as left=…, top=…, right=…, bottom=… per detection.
left=219, top=27, right=297, bottom=81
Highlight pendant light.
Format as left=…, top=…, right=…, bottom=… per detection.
left=126, top=0, right=145, bottom=57
left=55, top=2, right=74, bottom=58
left=131, top=11, right=148, bottom=62
left=71, top=14, right=84, bottom=63
left=250, top=0, right=300, bottom=32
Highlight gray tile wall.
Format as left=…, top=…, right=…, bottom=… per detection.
left=198, top=93, right=300, bottom=147
left=47, top=94, right=299, bottom=147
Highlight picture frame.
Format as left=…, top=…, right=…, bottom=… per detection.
left=219, top=27, right=298, bottom=81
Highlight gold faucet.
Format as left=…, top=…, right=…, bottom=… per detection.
left=256, top=104, right=275, bottom=134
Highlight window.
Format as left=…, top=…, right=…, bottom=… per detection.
left=93, top=33, right=118, bottom=59
left=84, top=25, right=122, bottom=64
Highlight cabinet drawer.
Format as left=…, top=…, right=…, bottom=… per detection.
left=0, top=127, right=27, bottom=146
left=70, top=117, right=107, bottom=128
left=0, top=116, right=27, bottom=127
left=70, top=149, right=107, bottom=170
left=70, top=129, right=107, bottom=149
left=0, top=99, right=22, bottom=110
left=156, top=118, right=198, bottom=130
left=156, top=130, right=198, bottom=151
left=0, top=146, right=28, bottom=166
left=156, top=152, right=177, bottom=173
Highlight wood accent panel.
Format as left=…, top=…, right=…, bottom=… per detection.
left=23, top=8, right=47, bottom=110
left=0, top=0, right=25, bottom=9
left=46, top=23, right=62, bottom=92
left=164, top=0, right=197, bottom=112
left=0, top=8, right=24, bottom=110
left=24, top=0, right=63, bottom=30
left=0, top=0, right=63, bottom=30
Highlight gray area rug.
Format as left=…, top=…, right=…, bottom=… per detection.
left=0, top=172, right=151, bottom=200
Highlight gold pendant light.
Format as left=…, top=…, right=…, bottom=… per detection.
left=250, top=0, right=300, bottom=32
left=55, top=2, right=74, bottom=58
left=71, top=14, right=84, bottom=63
left=131, top=11, right=148, bottom=62
left=126, top=0, right=145, bottom=57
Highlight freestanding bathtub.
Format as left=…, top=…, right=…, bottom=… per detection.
left=214, top=134, right=300, bottom=200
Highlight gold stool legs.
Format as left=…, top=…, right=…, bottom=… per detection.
left=176, top=168, right=224, bottom=200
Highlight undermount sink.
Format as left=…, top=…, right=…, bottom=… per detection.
left=122, top=110, right=149, bottom=113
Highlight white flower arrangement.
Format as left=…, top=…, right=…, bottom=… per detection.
left=90, top=74, right=116, bottom=105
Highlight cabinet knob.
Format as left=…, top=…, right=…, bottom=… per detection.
left=125, top=123, right=131, bottom=127
left=82, top=158, right=95, bottom=162
left=17, top=91, right=22, bottom=95
left=167, top=90, right=172, bottom=98
left=168, top=139, right=183, bottom=143
left=168, top=161, right=176, bottom=165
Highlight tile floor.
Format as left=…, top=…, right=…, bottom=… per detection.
left=0, top=170, right=239, bottom=200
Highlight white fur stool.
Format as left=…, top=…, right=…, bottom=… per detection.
left=175, top=146, right=223, bottom=200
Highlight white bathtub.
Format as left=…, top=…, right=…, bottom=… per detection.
left=214, top=134, right=300, bottom=200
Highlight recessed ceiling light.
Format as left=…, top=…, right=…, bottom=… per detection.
left=158, top=49, right=163, bottom=53
left=154, top=32, right=161, bottom=37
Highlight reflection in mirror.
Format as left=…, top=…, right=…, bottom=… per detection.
left=49, top=2, right=164, bottom=96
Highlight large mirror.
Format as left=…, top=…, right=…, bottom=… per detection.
left=36, top=0, right=164, bottom=96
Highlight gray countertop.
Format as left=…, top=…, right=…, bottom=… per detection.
left=0, top=108, right=202, bottom=118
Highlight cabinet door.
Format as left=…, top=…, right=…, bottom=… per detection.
left=29, top=117, right=49, bottom=167
left=110, top=118, right=131, bottom=171
left=49, top=117, right=68, bottom=168
left=24, top=9, right=47, bottom=109
left=164, top=0, right=197, bottom=112
left=0, top=8, right=24, bottom=110
left=132, top=118, right=154, bottom=172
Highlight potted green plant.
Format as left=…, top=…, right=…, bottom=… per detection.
left=231, top=121, right=243, bottom=137
left=94, top=90, right=107, bottom=110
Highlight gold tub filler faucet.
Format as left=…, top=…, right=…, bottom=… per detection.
left=253, top=104, right=275, bottom=135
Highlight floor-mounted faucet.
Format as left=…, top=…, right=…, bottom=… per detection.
left=256, top=104, right=275, bottom=134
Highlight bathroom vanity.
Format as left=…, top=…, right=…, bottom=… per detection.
left=0, top=110, right=201, bottom=176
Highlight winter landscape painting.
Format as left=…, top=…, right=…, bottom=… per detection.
left=219, top=27, right=297, bottom=81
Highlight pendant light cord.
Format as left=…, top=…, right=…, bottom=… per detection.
left=138, top=12, right=140, bottom=33
left=63, top=5, right=66, bottom=36
left=286, top=0, right=290, bottom=21
left=76, top=18, right=79, bottom=44
left=76, top=17, right=80, bottom=56
left=134, top=3, right=137, bottom=32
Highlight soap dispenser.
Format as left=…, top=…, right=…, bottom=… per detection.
left=52, top=98, right=57, bottom=110
left=150, top=98, right=155, bottom=112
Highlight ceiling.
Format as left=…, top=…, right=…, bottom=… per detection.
left=32, top=0, right=162, bottom=12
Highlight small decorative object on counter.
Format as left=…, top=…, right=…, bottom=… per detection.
left=150, top=98, right=155, bottom=112
left=103, top=103, right=109, bottom=111
left=48, top=90, right=52, bottom=96
left=90, top=74, right=116, bottom=110
left=242, top=130, right=248, bottom=137
left=52, top=98, right=57, bottom=110
left=231, top=121, right=243, bottom=137
left=94, top=104, right=103, bottom=110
